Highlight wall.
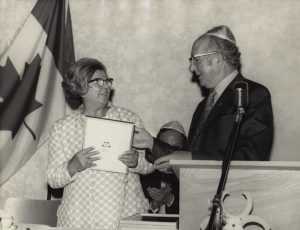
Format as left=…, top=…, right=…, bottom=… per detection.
left=1, top=0, right=300, bottom=205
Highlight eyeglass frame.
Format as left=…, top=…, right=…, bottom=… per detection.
left=189, top=51, right=218, bottom=62
left=88, top=77, right=114, bottom=88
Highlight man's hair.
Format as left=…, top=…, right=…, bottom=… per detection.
left=205, top=26, right=241, bottom=69
left=157, top=129, right=187, bottom=149
left=62, top=57, right=106, bottom=109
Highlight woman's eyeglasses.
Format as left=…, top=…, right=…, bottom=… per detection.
left=88, top=78, right=114, bottom=88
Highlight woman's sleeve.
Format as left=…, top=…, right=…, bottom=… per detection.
left=129, top=150, right=155, bottom=175
left=46, top=121, right=78, bottom=188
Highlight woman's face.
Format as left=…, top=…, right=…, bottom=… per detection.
left=84, top=70, right=111, bottom=107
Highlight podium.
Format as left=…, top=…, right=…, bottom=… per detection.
left=170, top=160, right=300, bottom=230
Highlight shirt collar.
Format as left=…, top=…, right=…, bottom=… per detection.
left=79, top=101, right=114, bottom=116
left=214, top=69, right=238, bottom=103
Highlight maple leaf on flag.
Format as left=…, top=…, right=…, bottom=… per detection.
left=0, top=55, right=43, bottom=139
left=0, top=0, right=75, bottom=188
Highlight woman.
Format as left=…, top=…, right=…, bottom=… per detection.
left=46, top=58, right=154, bottom=229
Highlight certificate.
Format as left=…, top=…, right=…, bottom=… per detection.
left=84, top=116, right=134, bottom=174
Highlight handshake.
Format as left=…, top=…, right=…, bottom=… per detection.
left=133, top=126, right=191, bottom=172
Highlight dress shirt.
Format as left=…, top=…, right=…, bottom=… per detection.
left=214, top=69, right=238, bottom=104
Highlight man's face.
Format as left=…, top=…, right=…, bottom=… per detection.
left=189, top=38, right=220, bottom=89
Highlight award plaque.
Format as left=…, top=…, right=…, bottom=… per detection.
left=84, top=116, right=134, bottom=174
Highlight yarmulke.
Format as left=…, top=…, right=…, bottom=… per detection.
left=206, top=25, right=236, bottom=44
left=160, top=120, right=186, bottom=136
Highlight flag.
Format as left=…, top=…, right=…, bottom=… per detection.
left=0, top=0, right=75, bottom=186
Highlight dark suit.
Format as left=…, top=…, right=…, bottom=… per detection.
left=152, top=74, right=274, bottom=161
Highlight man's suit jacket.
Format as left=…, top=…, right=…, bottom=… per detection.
left=152, top=74, right=274, bottom=161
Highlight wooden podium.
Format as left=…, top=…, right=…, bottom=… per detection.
left=170, top=160, right=300, bottom=230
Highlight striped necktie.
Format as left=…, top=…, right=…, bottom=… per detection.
left=190, top=88, right=217, bottom=147
left=201, top=88, right=217, bottom=123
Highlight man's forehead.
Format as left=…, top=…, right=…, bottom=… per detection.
left=192, top=37, right=209, bottom=54
left=160, top=129, right=184, bottom=140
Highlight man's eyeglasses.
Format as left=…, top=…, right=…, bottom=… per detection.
left=88, top=78, right=114, bottom=88
left=189, top=52, right=218, bottom=62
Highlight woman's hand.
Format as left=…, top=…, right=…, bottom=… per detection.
left=67, top=147, right=100, bottom=177
left=118, top=149, right=139, bottom=168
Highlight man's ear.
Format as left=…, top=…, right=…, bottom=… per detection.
left=207, top=54, right=219, bottom=67
left=215, top=53, right=224, bottom=68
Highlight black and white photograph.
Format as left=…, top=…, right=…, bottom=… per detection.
left=0, top=0, right=300, bottom=229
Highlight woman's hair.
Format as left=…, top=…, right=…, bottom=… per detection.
left=62, top=58, right=106, bottom=109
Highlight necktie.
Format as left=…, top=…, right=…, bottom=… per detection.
left=201, top=88, right=217, bottom=123
left=190, top=88, right=217, bottom=147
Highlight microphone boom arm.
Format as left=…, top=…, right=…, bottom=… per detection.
left=204, top=108, right=245, bottom=230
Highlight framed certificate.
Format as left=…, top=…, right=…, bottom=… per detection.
left=84, top=116, right=134, bottom=174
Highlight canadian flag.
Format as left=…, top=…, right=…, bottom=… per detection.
left=0, top=0, right=75, bottom=185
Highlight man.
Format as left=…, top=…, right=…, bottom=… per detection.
left=133, top=25, right=274, bottom=168
left=141, top=121, right=186, bottom=214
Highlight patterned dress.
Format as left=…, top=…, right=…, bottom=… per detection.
left=46, top=105, right=154, bottom=229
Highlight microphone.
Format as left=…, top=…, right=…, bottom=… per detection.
left=233, top=81, right=248, bottom=121
left=234, top=81, right=249, bottom=109
left=203, top=81, right=249, bottom=230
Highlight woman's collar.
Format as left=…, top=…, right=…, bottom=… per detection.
left=79, top=101, right=114, bottom=116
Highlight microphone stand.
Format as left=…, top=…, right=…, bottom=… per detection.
left=205, top=107, right=245, bottom=230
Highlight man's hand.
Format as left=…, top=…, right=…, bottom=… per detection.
left=154, top=151, right=192, bottom=171
left=147, top=184, right=173, bottom=205
left=150, top=199, right=162, bottom=212
left=133, top=127, right=154, bottom=150
left=118, top=149, right=139, bottom=168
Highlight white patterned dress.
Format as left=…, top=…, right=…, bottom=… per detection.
left=46, top=105, right=154, bottom=229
